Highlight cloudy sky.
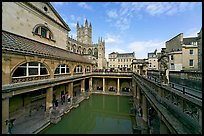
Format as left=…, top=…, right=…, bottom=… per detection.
left=51, top=2, right=202, bottom=59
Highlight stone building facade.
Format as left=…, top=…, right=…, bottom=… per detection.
left=108, top=52, right=135, bottom=71
left=147, top=49, right=159, bottom=70
left=197, top=28, right=202, bottom=72
left=67, top=20, right=106, bottom=69
left=2, top=2, right=96, bottom=133
left=132, top=59, right=148, bottom=76
left=165, top=32, right=200, bottom=71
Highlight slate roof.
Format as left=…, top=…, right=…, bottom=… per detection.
left=2, top=30, right=94, bottom=64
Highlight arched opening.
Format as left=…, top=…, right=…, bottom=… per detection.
left=74, top=65, right=83, bottom=73
left=94, top=48, right=98, bottom=57
left=88, top=48, right=92, bottom=55
left=54, top=64, right=70, bottom=75
left=33, top=24, right=54, bottom=40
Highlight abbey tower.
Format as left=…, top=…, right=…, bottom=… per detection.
left=67, top=19, right=107, bottom=69
left=76, top=19, right=92, bottom=45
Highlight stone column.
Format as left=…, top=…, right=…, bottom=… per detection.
left=117, top=78, right=120, bottom=94
left=142, top=95, right=148, bottom=122
left=2, top=57, right=11, bottom=84
left=103, top=78, right=105, bottom=92
left=2, top=98, right=9, bottom=134
left=81, top=79, right=85, bottom=93
left=89, top=77, right=93, bottom=92
left=137, top=86, right=140, bottom=100
left=69, top=82, right=73, bottom=105
left=160, top=119, right=170, bottom=134
left=46, top=87, right=53, bottom=111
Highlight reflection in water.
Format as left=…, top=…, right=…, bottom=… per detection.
left=41, top=94, right=132, bottom=134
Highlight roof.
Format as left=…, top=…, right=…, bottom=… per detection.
left=25, top=2, right=70, bottom=32
left=183, top=37, right=197, bottom=45
left=118, top=52, right=134, bottom=56
left=2, top=30, right=94, bottom=64
left=109, top=52, right=118, bottom=55
left=47, top=2, right=71, bottom=31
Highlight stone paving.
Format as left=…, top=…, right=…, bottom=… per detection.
left=11, top=94, right=86, bottom=134
left=9, top=92, right=133, bottom=134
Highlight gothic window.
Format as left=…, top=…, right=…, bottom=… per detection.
left=83, top=48, right=86, bottom=54
left=94, top=48, right=98, bottom=57
left=88, top=49, right=92, bottom=55
left=12, top=62, right=48, bottom=77
left=54, top=64, right=70, bottom=74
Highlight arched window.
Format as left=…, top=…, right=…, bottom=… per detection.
left=78, top=46, right=81, bottom=54
left=74, top=65, right=82, bottom=73
left=54, top=64, right=70, bottom=74
left=85, top=66, right=90, bottom=73
left=83, top=48, right=86, bottom=54
left=94, top=48, right=98, bottom=57
left=12, top=62, right=48, bottom=77
left=33, top=24, right=54, bottom=40
left=88, top=48, right=92, bottom=55
left=73, top=44, right=76, bottom=53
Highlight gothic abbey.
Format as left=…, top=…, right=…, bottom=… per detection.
left=67, top=19, right=106, bottom=69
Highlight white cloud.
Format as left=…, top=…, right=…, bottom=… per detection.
left=106, top=2, right=200, bottom=31
left=106, top=10, right=118, bottom=19
left=127, top=40, right=165, bottom=59
left=105, top=47, right=126, bottom=60
left=78, top=2, right=92, bottom=10
left=104, top=33, right=123, bottom=44
left=69, top=32, right=76, bottom=39
left=184, top=27, right=200, bottom=37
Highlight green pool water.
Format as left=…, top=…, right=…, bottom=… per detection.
left=40, top=94, right=133, bottom=134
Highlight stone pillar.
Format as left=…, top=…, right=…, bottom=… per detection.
left=2, top=57, right=11, bottom=84
left=117, top=78, right=120, bottom=94
left=142, top=95, right=148, bottom=122
left=46, top=87, right=53, bottom=111
left=89, top=77, right=93, bottom=92
left=2, top=98, right=9, bottom=134
left=69, top=82, right=73, bottom=105
left=166, top=69, right=169, bottom=85
left=103, top=78, right=105, bottom=92
left=81, top=79, right=85, bottom=93
left=132, top=79, right=135, bottom=96
left=160, top=119, right=170, bottom=134
left=137, top=86, right=140, bottom=100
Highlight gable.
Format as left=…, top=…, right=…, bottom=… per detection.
left=28, top=2, right=70, bottom=31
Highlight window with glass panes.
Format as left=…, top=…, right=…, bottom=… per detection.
left=54, top=64, right=69, bottom=74
left=13, top=62, right=48, bottom=77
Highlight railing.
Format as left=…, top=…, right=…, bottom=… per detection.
left=147, top=76, right=202, bottom=100
left=12, top=75, right=50, bottom=83
left=147, top=70, right=202, bottom=93
left=133, top=72, right=202, bottom=134
left=54, top=73, right=71, bottom=78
